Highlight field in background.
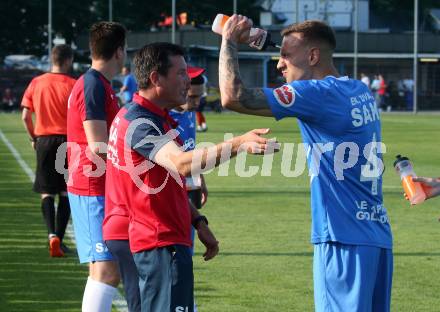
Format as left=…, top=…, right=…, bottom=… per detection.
left=0, top=112, right=439, bottom=311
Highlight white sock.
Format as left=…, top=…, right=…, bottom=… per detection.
left=82, top=276, right=117, bottom=312
left=194, top=299, right=198, bottom=312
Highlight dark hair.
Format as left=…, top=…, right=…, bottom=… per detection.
left=51, top=44, right=73, bottom=66
left=133, top=42, right=185, bottom=89
left=89, top=22, right=126, bottom=60
left=191, top=75, right=204, bottom=85
left=281, top=20, right=336, bottom=50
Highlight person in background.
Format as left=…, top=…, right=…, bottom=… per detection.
left=377, top=74, right=387, bottom=110
left=370, top=75, right=380, bottom=104
left=403, top=78, right=414, bottom=111
left=67, top=21, right=126, bottom=312
left=360, top=73, right=370, bottom=89
left=21, top=44, right=75, bottom=257
left=195, top=75, right=208, bottom=132
left=2, top=88, right=18, bottom=112
left=120, top=65, right=137, bottom=104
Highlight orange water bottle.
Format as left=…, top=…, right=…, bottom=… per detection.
left=394, top=155, right=426, bottom=205
left=212, top=13, right=279, bottom=50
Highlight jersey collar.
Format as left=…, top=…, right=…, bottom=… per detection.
left=133, top=93, right=178, bottom=129
left=88, top=68, right=111, bottom=83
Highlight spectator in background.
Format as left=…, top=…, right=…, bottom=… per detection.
left=403, top=78, right=414, bottom=111
left=21, top=44, right=76, bottom=257
left=2, top=88, right=17, bottom=112
left=377, top=74, right=387, bottom=110
left=196, top=75, right=208, bottom=132
left=370, top=75, right=380, bottom=104
left=360, top=73, right=370, bottom=89
left=120, top=65, right=137, bottom=104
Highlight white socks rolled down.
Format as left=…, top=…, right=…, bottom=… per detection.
left=82, top=276, right=117, bottom=312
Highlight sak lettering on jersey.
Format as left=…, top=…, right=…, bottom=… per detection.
left=350, top=92, right=380, bottom=127
left=273, top=84, right=295, bottom=107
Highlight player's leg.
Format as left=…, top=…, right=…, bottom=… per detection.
left=33, top=136, right=62, bottom=256
left=41, top=194, right=56, bottom=236
left=372, top=248, right=393, bottom=312
left=170, top=245, right=194, bottom=312
left=68, top=193, right=119, bottom=312
left=56, top=191, right=71, bottom=250
left=196, top=98, right=207, bottom=132
left=40, top=193, right=64, bottom=257
left=313, top=242, right=381, bottom=312
left=187, top=190, right=202, bottom=310
left=83, top=261, right=120, bottom=312
left=35, top=135, right=69, bottom=256
left=106, top=239, right=141, bottom=312
left=53, top=135, right=71, bottom=251
left=133, top=247, right=173, bottom=311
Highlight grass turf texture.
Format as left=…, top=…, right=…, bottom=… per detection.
left=0, top=112, right=439, bottom=311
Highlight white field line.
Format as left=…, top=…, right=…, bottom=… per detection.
left=0, top=129, right=128, bottom=312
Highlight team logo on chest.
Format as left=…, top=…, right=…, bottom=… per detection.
left=273, top=84, right=295, bottom=107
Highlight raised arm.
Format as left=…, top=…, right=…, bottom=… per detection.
left=219, top=15, right=273, bottom=116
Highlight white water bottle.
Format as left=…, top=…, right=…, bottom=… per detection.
left=212, top=14, right=278, bottom=51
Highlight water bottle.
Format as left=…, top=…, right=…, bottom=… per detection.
left=394, top=154, right=426, bottom=205
left=212, top=13, right=279, bottom=51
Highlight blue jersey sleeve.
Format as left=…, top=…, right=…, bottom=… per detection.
left=128, top=117, right=172, bottom=160
left=84, top=74, right=106, bottom=120
left=263, top=80, right=327, bottom=123
left=123, top=76, right=130, bottom=88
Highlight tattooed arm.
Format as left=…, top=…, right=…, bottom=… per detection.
left=219, top=15, right=273, bottom=117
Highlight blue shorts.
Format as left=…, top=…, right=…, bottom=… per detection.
left=313, top=242, right=393, bottom=312
left=68, top=193, right=114, bottom=263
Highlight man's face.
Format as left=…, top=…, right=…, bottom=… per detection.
left=277, top=33, right=312, bottom=83
left=179, top=83, right=204, bottom=111
left=158, top=55, right=191, bottom=107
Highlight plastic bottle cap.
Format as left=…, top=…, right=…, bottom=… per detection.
left=393, top=154, right=409, bottom=167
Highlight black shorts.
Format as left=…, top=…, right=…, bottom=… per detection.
left=33, top=135, right=67, bottom=194
left=196, top=96, right=207, bottom=112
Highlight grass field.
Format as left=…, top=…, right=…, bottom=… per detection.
left=0, top=111, right=439, bottom=311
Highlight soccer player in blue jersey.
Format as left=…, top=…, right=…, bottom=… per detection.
left=219, top=16, right=393, bottom=312
left=170, top=67, right=209, bottom=211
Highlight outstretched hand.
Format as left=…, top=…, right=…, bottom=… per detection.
left=238, top=128, right=280, bottom=155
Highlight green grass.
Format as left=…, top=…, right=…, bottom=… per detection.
left=1, top=112, right=440, bottom=311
